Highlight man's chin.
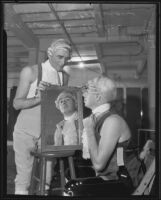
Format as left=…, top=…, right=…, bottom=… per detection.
left=58, top=66, right=63, bottom=72
left=61, top=108, right=68, bottom=113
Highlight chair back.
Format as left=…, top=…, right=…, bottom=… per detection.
left=132, top=139, right=155, bottom=195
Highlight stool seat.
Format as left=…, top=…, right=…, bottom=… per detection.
left=31, top=150, right=75, bottom=158
left=29, top=149, right=76, bottom=195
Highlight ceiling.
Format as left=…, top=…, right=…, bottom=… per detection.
left=4, top=3, right=156, bottom=82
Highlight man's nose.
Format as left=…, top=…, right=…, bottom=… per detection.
left=61, top=58, right=65, bottom=66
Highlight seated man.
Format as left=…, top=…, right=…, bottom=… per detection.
left=82, top=75, right=132, bottom=178
left=54, top=90, right=79, bottom=145
left=64, top=75, right=134, bottom=196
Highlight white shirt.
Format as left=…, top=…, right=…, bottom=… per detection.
left=64, top=112, right=78, bottom=121
left=55, top=112, right=78, bottom=145
left=15, top=60, right=63, bottom=138
left=27, top=60, right=63, bottom=98
left=41, top=60, right=63, bottom=86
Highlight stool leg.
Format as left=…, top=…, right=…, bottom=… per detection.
left=68, top=156, right=76, bottom=179
left=29, top=156, right=38, bottom=195
left=59, top=159, right=65, bottom=188
left=39, top=157, right=46, bottom=195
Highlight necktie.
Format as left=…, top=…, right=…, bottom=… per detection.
left=57, top=72, right=61, bottom=86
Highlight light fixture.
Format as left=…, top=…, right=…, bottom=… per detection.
left=140, top=110, right=143, bottom=117
left=79, top=62, right=84, bottom=68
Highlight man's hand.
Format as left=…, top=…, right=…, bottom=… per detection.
left=38, top=81, right=51, bottom=90
left=35, top=81, right=52, bottom=99
left=83, top=116, right=95, bottom=137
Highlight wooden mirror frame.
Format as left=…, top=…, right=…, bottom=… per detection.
left=40, top=85, right=83, bottom=152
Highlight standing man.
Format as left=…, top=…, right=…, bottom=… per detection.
left=13, top=39, right=72, bottom=195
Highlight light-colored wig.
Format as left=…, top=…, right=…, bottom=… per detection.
left=47, top=38, right=72, bottom=58
left=88, top=76, right=117, bottom=102
left=55, top=90, right=77, bottom=110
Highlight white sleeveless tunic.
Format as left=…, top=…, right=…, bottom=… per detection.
left=14, top=60, right=63, bottom=138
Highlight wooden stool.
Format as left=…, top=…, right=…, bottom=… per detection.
left=29, top=150, right=76, bottom=195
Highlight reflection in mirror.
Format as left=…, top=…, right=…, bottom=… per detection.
left=54, top=90, right=79, bottom=146
left=41, top=85, right=83, bottom=152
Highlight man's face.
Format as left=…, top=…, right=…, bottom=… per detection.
left=82, top=83, right=98, bottom=109
left=58, top=96, right=76, bottom=116
left=49, top=48, right=70, bottom=71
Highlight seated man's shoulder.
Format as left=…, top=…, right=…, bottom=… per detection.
left=104, top=114, right=130, bottom=136
left=104, top=113, right=125, bottom=125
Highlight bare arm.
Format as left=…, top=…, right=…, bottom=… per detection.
left=13, top=66, right=40, bottom=110
left=84, top=115, right=122, bottom=171
left=13, top=65, right=52, bottom=110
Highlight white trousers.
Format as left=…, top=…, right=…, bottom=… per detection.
left=13, top=130, right=53, bottom=195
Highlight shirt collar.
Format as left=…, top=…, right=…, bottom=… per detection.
left=92, top=103, right=111, bottom=117
left=43, top=59, right=57, bottom=73
left=64, top=111, right=78, bottom=121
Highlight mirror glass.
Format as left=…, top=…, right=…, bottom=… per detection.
left=41, top=85, right=83, bottom=152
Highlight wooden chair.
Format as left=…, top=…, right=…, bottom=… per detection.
left=132, top=139, right=155, bottom=195
left=29, top=86, right=85, bottom=196
left=61, top=139, right=156, bottom=197
left=132, top=158, right=155, bottom=195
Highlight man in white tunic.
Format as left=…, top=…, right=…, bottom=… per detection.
left=54, top=91, right=79, bottom=146
left=13, top=39, right=72, bottom=195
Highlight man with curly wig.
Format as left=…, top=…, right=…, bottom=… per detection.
left=54, top=90, right=79, bottom=145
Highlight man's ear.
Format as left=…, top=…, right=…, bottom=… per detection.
left=47, top=47, right=53, bottom=58
left=96, top=93, right=102, bottom=103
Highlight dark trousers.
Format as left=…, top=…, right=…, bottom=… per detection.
left=64, top=176, right=133, bottom=197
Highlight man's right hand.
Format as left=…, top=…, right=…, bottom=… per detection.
left=37, top=81, right=52, bottom=91
left=35, top=81, right=52, bottom=99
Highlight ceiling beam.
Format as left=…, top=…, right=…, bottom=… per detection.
left=23, top=17, right=94, bottom=23
left=102, top=54, right=146, bottom=63
left=17, top=9, right=93, bottom=15
left=95, top=45, right=107, bottom=74
left=67, top=57, right=146, bottom=67
left=39, top=37, right=142, bottom=51
left=93, top=4, right=107, bottom=74
left=93, top=4, right=106, bottom=36
left=5, top=4, right=39, bottom=49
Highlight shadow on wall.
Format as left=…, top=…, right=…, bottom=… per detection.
left=7, top=86, right=20, bottom=141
